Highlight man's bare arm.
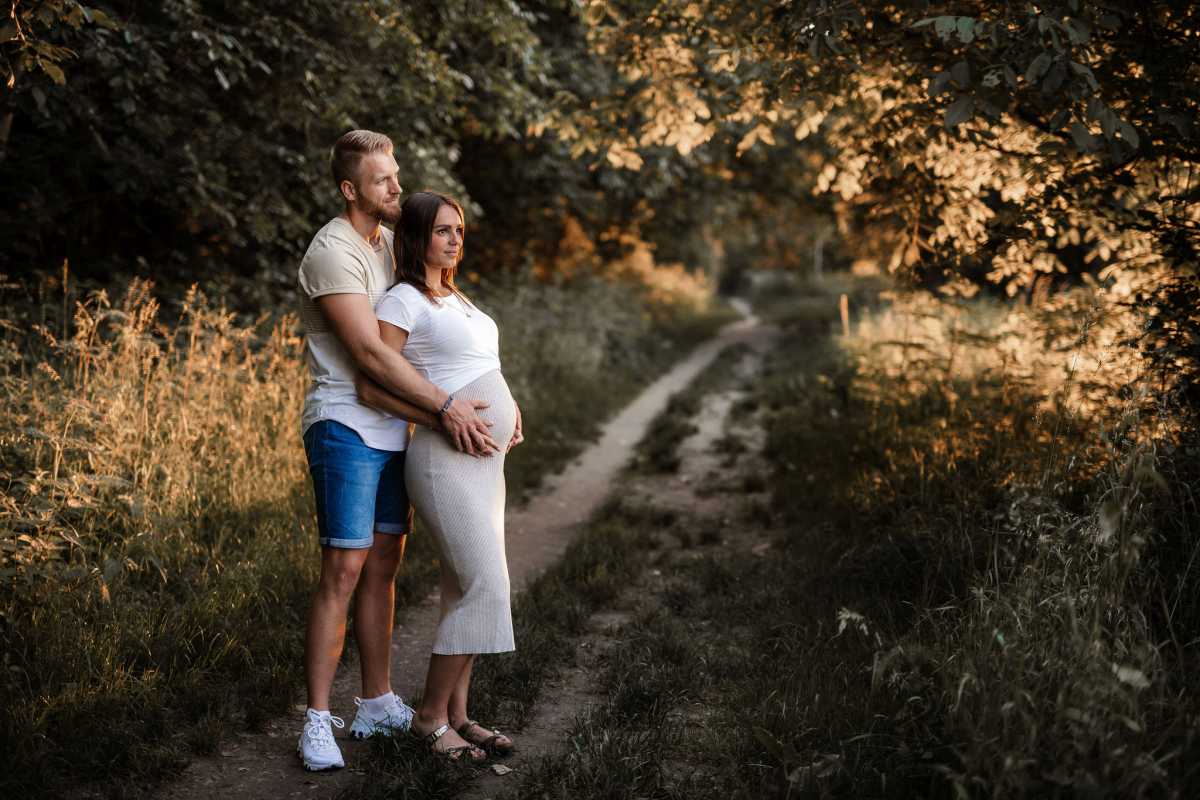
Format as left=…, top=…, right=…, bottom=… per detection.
left=318, top=293, right=441, bottom=408
left=354, top=373, right=440, bottom=428
left=316, top=293, right=498, bottom=455
left=356, top=374, right=492, bottom=432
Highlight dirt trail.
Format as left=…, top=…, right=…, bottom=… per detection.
left=157, top=301, right=761, bottom=800
left=461, top=313, right=779, bottom=799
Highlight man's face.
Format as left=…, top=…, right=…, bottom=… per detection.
left=348, top=152, right=402, bottom=224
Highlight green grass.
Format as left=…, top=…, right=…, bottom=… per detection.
left=719, top=284, right=1200, bottom=796
left=497, top=612, right=699, bottom=800
left=627, top=341, right=751, bottom=474
left=345, top=501, right=671, bottom=799
left=488, top=277, right=1200, bottom=798
left=0, top=275, right=729, bottom=798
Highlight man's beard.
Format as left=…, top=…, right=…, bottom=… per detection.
left=359, top=194, right=401, bottom=225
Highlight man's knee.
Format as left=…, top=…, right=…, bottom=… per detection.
left=362, top=534, right=404, bottom=580
left=318, top=549, right=370, bottom=597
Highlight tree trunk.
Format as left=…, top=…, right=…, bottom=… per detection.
left=0, top=61, right=25, bottom=164
left=812, top=229, right=830, bottom=282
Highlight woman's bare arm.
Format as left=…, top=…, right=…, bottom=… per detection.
left=355, top=319, right=491, bottom=432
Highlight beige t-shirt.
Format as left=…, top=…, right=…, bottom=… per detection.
left=298, top=216, right=408, bottom=451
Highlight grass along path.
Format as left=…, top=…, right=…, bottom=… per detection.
left=0, top=279, right=733, bottom=800
left=152, top=304, right=759, bottom=800
left=336, top=297, right=780, bottom=800
left=473, top=314, right=786, bottom=800
left=461, top=277, right=1200, bottom=798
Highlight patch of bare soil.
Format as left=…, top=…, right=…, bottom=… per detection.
left=155, top=307, right=761, bottom=800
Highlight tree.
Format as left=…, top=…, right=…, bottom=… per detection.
left=560, top=2, right=1194, bottom=274
left=536, top=0, right=1197, bottom=392
left=0, top=1, right=567, bottom=294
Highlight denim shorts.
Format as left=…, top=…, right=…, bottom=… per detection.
left=303, top=420, right=411, bottom=549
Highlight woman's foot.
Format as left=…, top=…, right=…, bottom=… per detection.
left=453, top=719, right=514, bottom=756
left=412, top=714, right=486, bottom=762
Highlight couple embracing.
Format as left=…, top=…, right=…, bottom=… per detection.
left=295, top=130, right=523, bottom=770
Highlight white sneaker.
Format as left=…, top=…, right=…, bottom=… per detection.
left=349, top=693, right=415, bottom=739
left=297, top=708, right=345, bottom=771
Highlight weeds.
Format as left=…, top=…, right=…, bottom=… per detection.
left=740, top=281, right=1200, bottom=796
left=487, top=276, right=1200, bottom=798
left=0, top=272, right=724, bottom=797
left=344, top=501, right=667, bottom=799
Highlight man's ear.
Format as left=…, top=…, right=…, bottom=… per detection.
left=340, top=180, right=357, bottom=203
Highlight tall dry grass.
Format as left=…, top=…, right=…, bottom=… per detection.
left=0, top=269, right=728, bottom=796
left=1, top=280, right=318, bottom=794
left=2, top=280, right=308, bottom=576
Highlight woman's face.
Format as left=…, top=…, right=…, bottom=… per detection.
left=425, top=204, right=464, bottom=270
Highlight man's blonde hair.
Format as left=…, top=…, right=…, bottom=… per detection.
left=330, top=129, right=394, bottom=189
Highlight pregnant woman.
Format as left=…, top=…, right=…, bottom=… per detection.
left=358, top=191, right=523, bottom=760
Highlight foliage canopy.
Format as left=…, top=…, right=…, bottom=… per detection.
left=1, top=1, right=1197, bottom=387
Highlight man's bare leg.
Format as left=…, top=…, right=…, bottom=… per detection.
left=305, top=547, right=371, bottom=710
left=354, top=532, right=404, bottom=698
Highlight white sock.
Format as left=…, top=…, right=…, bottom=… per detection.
left=361, top=691, right=396, bottom=715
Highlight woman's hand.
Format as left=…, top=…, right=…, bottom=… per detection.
left=508, top=403, right=524, bottom=452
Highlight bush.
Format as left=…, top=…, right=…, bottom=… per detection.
left=751, top=279, right=1200, bottom=796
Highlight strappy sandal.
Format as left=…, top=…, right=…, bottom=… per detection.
left=456, top=720, right=514, bottom=756
left=417, top=722, right=486, bottom=762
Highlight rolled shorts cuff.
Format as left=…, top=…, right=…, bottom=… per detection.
left=373, top=522, right=408, bottom=535
left=319, top=536, right=376, bottom=550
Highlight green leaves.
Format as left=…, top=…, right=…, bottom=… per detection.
left=913, top=16, right=979, bottom=45
left=1, top=0, right=582, bottom=282
left=39, top=60, right=66, bottom=85
left=1069, top=121, right=1095, bottom=151
left=945, top=95, right=975, bottom=128
left=1025, top=52, right=1053, bottom=84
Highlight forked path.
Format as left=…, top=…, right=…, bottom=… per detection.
left=157, top=300, right=760, bottom=800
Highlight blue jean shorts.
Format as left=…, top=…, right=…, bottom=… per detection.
left=302, top=420, right=411, bottom=549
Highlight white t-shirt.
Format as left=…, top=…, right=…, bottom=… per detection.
left=297, top=216, right=409, bottom=451
left=374, top=282, right=502, bottom=394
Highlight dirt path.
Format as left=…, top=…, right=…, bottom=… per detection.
left=460, top=313, right=779, bottom=799
left=156, top=301, right=762, bottom=800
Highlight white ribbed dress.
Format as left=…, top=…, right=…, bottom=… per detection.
left=375, top=284, right=516, bottom=654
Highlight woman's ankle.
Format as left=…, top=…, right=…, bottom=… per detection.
left=414, top=708, right=447, bottom=729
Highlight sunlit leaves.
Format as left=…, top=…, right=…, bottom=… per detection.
left=606, top=139, right=645, bottom=170
left=0, top=1, right=105, bottom=94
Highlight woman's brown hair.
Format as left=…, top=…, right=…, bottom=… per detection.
left=394, top=191, right=471, bottom=306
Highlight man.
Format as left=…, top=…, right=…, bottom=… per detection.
left=295, top=129, right=497, bottom=771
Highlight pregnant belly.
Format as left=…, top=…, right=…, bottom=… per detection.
left=456, top=369, right=516, bottom=444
